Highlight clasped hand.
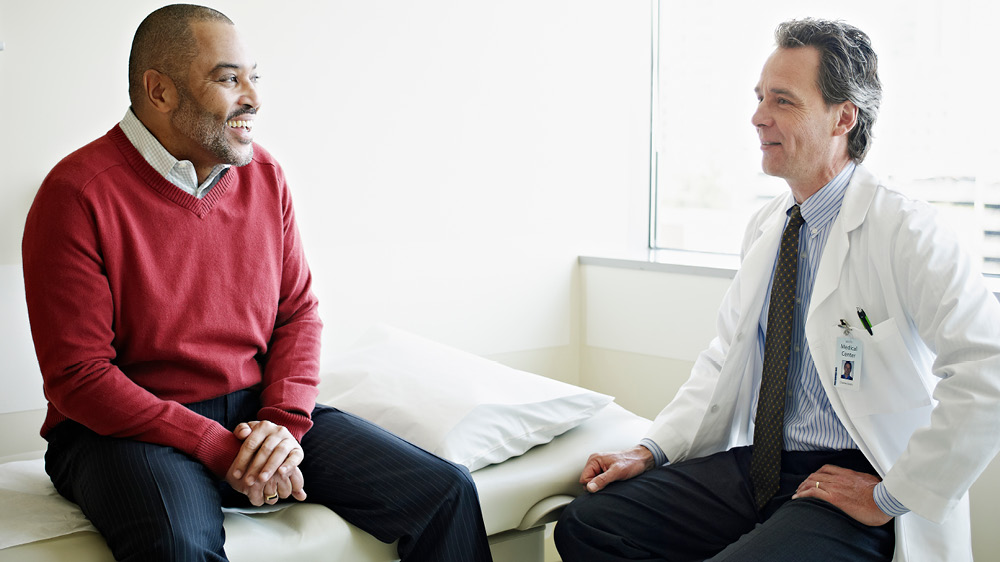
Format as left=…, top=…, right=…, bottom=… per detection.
left=225, top=420, right=307, bottom=506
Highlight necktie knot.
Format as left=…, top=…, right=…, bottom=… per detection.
left=787, top=204, right=804, bottom=229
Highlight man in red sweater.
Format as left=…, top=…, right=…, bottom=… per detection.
left=21, top=5, right=492, bottom=562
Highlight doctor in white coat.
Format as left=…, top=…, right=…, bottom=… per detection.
left=555, top=18, right=1000, bottom=562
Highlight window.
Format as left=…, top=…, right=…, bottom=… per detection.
left=649, top=0, right=1000, bottom=278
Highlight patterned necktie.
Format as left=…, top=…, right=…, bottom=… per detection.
left=750, top=204, right=805, bottom=510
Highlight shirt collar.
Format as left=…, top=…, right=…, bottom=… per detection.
left=119, top=108, right=229, bottom=199
left=793, top=161, right=856, bottom=235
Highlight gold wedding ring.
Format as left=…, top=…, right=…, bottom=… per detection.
left=266, top=493, right=279, bottom=501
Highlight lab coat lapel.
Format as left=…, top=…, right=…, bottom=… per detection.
left=738, top=195, right=791, bottom=317
left=808, top=165, right=878, bottom=319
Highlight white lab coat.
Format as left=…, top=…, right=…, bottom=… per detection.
left=645, top=165, right=1000, bottom=562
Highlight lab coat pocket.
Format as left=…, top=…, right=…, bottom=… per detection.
left=836, top=317, right=932, bottom=417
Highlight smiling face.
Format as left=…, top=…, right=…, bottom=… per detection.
left=752, top=46, right=854, bottom=201
left=169, top=20, right=261, bottom=177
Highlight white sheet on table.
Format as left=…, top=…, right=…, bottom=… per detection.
left=0, top=458, right=95, bottom=549
left=0, top=458, right=290, bottom=550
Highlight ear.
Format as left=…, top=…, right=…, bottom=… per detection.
left=142, top=69, right=179, bottom=114
left=833, top=101, right=858, bottom=137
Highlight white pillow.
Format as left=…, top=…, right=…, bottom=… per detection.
left=320, top=325, right=613, bottom=471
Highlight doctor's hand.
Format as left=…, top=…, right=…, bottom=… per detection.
left=579, top=445, right=656, bottom=493
left=792, top=464, right=892, bottom=527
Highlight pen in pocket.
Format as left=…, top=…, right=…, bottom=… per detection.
left=856, top=307, right=874, bottom=335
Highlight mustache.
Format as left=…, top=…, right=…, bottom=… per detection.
left=226, top=107, right=257, bottom=121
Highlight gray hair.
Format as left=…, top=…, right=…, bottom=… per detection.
left=128, top=4, right=233, bottom=107
left=775, top=18, right=882, bottom=162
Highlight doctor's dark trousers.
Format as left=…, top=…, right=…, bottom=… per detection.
left=43, top=389, right=493, bottom=562
left=555, top=446, right=894, bottom=562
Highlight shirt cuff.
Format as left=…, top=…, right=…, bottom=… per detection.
left=873, top=482, right=909, bottom=518
left=639, top=438, right=669, bottom=466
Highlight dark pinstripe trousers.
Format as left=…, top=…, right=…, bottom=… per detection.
left=555, top=447, right=894, bottom=562
left=44, top=389, right=493, bottom=562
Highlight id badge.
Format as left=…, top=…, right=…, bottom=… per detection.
left=834, top=336, right=863, bottom=390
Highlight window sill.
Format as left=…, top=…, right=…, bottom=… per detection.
left=579, top=250, right=737, bottom=279
left=579, top=251, right=1000, bottom=299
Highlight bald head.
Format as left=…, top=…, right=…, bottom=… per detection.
left=128, top=4, right=233, bottom=108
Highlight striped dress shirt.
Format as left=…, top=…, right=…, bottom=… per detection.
left=757, top=161, right=857, bottom=453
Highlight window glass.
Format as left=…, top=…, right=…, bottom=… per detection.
left=651, top=0, right=1000, bottom=277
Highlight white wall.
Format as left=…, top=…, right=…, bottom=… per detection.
left=0, top=1, right=651, bottom=422
left=581, top=262, right=733, bottom=418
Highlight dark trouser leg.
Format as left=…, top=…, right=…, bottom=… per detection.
left=555, top=447, right=894, bottom=562
left=299, top=405, right=493, bottom=562
left=42, top=389, right=263, bottom=562
left=556, top=447, right=760, bottom=562
left=707, top=450, right=894, bottom=562
left=44, top=422, right=228, bottom=562
left=707, top=497, right=894, bottom=562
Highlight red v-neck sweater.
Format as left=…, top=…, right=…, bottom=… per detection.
left=22, top=125, right=323, bottom=477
